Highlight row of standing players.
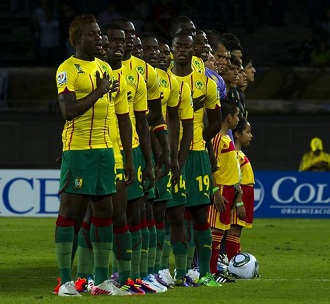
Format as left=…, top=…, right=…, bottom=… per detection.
left=53, top=14, right=257, bottom=296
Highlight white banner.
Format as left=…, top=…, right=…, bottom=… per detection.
left=0, top=169, right=60, bottom=217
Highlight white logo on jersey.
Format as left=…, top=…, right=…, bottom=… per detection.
left=57, top=71, right=67, bottom=85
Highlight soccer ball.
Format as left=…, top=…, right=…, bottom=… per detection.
left=228, top=252, right=259, bottom=279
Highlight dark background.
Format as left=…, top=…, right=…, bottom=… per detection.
left=0, top=0, right=330, bottom=171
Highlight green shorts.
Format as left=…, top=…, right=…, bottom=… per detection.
left=121, top=146, right=144, bottom=201
left=144, top=154, right=156, bottom=200
left=185, top=150, right=212, bottom=207
left=167, top=168, right=187, bottom=208
left=154, top=169, right=172, bottom=202
left=59, top=149, right=116, bottom=196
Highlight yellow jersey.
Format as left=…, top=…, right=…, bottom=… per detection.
left=155, top=67, right=180, bottom=119
left=238, top=150, right=254, bottom=185
left=171, top=71, right=220, bottom=151
left=212, top=134, right=240, bottom=186
left=56, top=56, right=128, bottom=151
left=107, top=70, right=129, bottom=169
left=122, top=55, right=160, bottom=102
left=114, top=65, right=148, bottom=149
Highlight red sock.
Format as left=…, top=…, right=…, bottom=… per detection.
left=226, top=234, right=240, bottom=262
left=210, top=231, right=223, bottom=274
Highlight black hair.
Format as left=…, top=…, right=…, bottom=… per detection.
left=103, top=23, right=124, bottom=31
left=172, top=30, right=194, bottom=40
left=230, top=54, right=241, bottom=66
left=98, top=26, right=106, bottom=37
left=157, top=36, right=170, bottom=45
left=204, top=29, right=225, bottom=52
left=221, top=99, right=238, bottom=122
left=69, top=14, right=97, bottom=48
left=233, top=116, right=248, bottom=135
left=242, top=56, right=253, bottom=67
left=139, top=32, right=158, bottom=41
left=222, top=32, right=243, bottom=52
left=195, top=29, right=206, bottom=35
left=171, top=15, right=192, bottom=37
left=111, top=17, right=131, bottom=23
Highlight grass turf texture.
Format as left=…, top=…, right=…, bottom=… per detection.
left=1, top=217, right=330, bottom=304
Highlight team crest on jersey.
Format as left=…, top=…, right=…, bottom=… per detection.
left=57, top=71, right=67, bottom=85
left=126, top=74, right=135, bottom=85
left=193, top=59, right=201, bottom=69
left=74, top=64, right=85, bottom=74
left=160, top=78, right=169, bottom=88
left=195, top=80, right=204, bottom=90
left=101, top=65, right=108, bottom=72
left=136, top=66, right=145, bottom=75
left=74, top=177, right=83, bottom=189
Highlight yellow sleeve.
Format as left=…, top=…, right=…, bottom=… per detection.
left=167, top=74, right=180, bottom=108
left=56, top=61, right=77, bottom=94
left=134, top=73, right=148, bottom=112
left=192, top=55, right=205, bottom=74
left=146, top=63, right=161, bottom=101
left=113, top=71, right=129, bottom=115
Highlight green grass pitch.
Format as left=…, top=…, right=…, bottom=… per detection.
left=1, top=217, right=329, bottom=303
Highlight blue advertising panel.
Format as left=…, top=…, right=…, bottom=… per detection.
left=254, top=171, right=330, bottom=218
left=0, top=170, right=60, bottom=217
left=1, top=170, right=329, bottom=218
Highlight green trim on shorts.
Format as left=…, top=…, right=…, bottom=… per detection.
left=59, top=149, right=116, bottom=196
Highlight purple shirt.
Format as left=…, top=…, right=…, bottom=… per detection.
left=205, top=67, right=226, bottom=100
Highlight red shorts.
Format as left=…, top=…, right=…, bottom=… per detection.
left=241, top=184, right=254, bottom=228
left=208, top=185, right=235, bottom=231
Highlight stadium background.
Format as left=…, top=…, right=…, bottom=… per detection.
left=0, top=0, right=329, bottom=171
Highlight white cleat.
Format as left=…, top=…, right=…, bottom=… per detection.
left=58, top=281, right=81, bottom=297
left=91, top=279, right=132, bottom=296
left=186, top=268, right=200, bottom=282
left=142, top=274, right=167, bottom=293
left=158, top=268, right=175, bottom=285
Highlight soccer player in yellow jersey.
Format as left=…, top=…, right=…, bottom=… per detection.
left=171, top=31, right=222, bottom=286
left=105, top=22, right=166, bottom=293
left=208, top=100, right=246, bottom=278
left=169, top=16, right=205, bottom=74
left=74, top=30, right=135, bottom=294
left=157, top=37, right=195, bottom=286
left=113, top=18, right=174, bottom=290
left=104, top=24, right=162, bottom=292
left=114, top=18, right=172, bottom=177
left=94, top=28, right=141, bottom=291
left=55, top=15, right=133, bottom=296
left=140, top=32, right=181, bottom=284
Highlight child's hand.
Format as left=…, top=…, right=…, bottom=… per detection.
left=237, top=205, right=246, bottom=220
left=213, top=191, right=227, bottom=213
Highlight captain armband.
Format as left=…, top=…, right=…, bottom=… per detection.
left=153, top=123, right=168, bottom=136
